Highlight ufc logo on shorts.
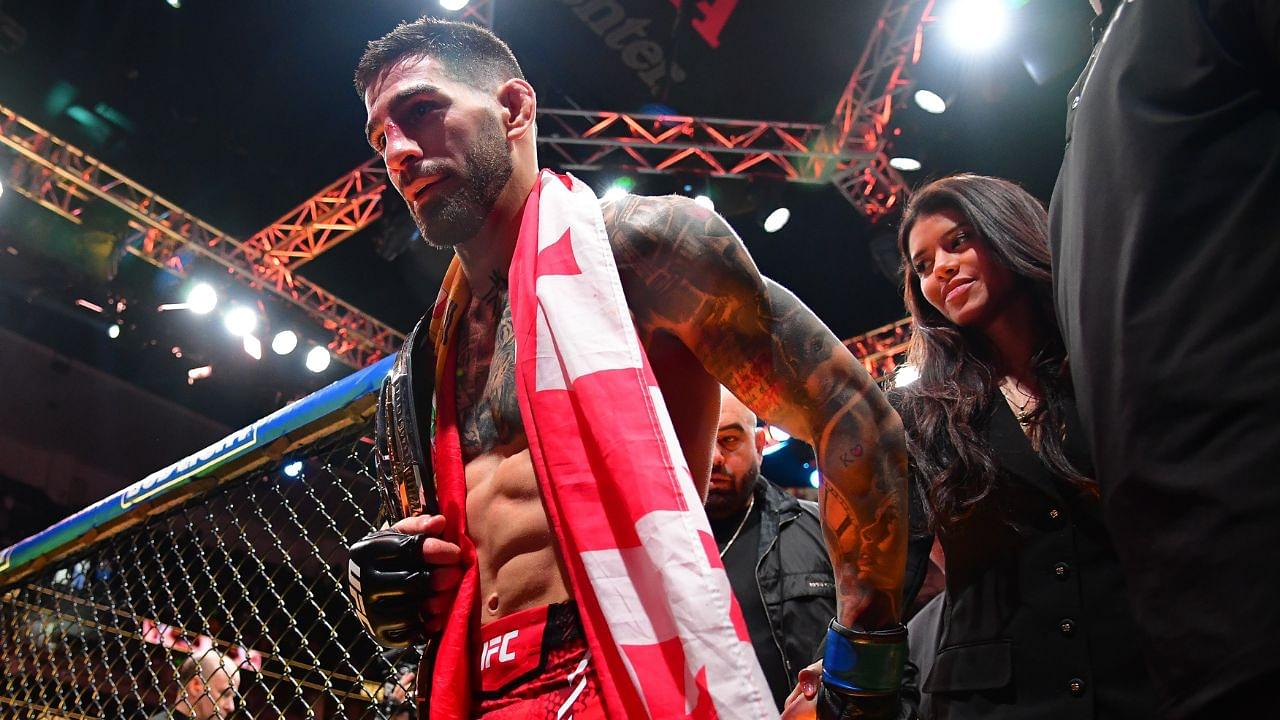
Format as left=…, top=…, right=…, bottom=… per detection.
left=481, top=630, right=519, bottom=671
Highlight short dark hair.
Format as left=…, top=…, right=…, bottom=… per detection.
left=355, top=17, right=525, bottom=98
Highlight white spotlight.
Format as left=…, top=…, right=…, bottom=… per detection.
left=271, top=330, right=298, bottom=356
left=166, top=0, right=181, bottom=7
left=187, top=283, right=218, bottom=315
left=0, top=178, right=5, bottom=199
left=809, top=469, right=822, bottom=488
left=306, top=346, right=331, bottom=373
left=763, top=207, right=791, bottom=233
left=693, top=195, right=714, bottom=211
left=439, top=0, right=470, bottom=9
left=282, top=460, right=304, bottom=479
left=107, top=323, right=121, bottom=339
left=894, top=364, right=921, bottom=388
left=223, top=306, right=257, bottom=337
left=944, top=0, right=1010, bottom=52
left=768, top=426, right=791, bottom=443
left=242, top=334, right=263, bottom=360
left=601, top=185, right=628, bottom=202
left=914, top=89, right=948, bottom=114
left=890, top=157, right=923, bottom=172
left=187, top=365, right=213, bottom=384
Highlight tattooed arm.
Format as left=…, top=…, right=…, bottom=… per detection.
left=606, top=194, right=908, bottom=630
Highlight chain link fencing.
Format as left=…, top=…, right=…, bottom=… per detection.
left=1, top=362, right=417, bottom=719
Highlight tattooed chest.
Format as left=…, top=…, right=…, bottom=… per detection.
left=455, top=296, right=525, bottom=460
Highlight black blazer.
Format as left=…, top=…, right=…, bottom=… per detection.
left=901, top=398, right=1155, bottom=719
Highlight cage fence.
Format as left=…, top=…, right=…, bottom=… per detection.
left=1, top=359, right=417, bottom=719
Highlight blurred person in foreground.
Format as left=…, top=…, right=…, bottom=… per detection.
left=1049, top=2, right=1280, bottom=716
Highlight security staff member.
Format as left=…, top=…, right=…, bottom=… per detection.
left=1049, top=2, right=1280, bottom=717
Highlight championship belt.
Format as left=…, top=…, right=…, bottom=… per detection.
left=373, top=321, right=439, bottom=521
left=369, top=320, right=441, bottom=717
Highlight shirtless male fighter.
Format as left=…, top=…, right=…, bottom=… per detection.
left=346, top=17, right=908, bottom=719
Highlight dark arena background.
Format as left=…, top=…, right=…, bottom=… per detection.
left=0, top=1, right=1095, bottom=718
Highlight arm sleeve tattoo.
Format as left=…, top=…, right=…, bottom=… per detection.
left=606, top=194, right=909, bottom=629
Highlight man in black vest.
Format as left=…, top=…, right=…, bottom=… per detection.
left=707, top=387, right=836, bottom=711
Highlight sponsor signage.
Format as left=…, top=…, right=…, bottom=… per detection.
left=557, top=0, right=742, bottom=96
left=0, top=356, right=394, bottom=584
left=120, top=425, right=258, bottom=509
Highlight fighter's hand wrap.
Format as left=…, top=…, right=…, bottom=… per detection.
left=817, top=620, right=908, bottom=720
left=347, top=529, right=432, bottom=648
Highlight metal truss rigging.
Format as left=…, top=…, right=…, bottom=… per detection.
left=537, top=109, right=837, bottom=183
left=1, top=0, right=929, bottom=370
left=0, top=103, right=403, bottom=369
left=844, top=316, right=913, bottom=382
left=817, top=0, right=936, bottom=219
left=236, top=158, right=388, bottom=277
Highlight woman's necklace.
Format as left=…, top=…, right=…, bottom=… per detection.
left=1000, top=380, right=1037, bottom=425
left=718, top=494, right=756, bottom=559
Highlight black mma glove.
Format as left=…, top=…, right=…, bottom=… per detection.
left=348, top=528, right=432, bottom=647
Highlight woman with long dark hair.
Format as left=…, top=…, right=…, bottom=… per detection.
left=890, top=174, right=1152, bottom=718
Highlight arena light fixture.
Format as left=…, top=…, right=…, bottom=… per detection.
left=889, top=157, right=923, bottom=172
left=693, top=195, right=715, bottom=211
left=439, top=0, right=470, bottom=10
left=242, top=334, right=263, bottom=360
left=166, top=0, right=181, bottom=8
left=272, top=330, right=299, bottom=356
left=894, top=363, right=921, bottom=388
left=306, top=346, right=332, bottom=373
left=223, top=306, right=257, bottom=337
left=914, top=89, right=948, bottom=114
left=0, top=178, right=5, bottom=199
left=944, top=0, right=1010, bottom=52
left=601, top=184, right=628, bottom=202
left=768, top=426, right=791, bottom=443
left=282, top=460, right=304, bottom=479
left=809, top=470, right=821, bottom=488
left=187, top=365, right=213, bottom=384
left=107, top=323, right=121, bottom=339
left=762, top=207, right=791, bottom=233
left=187, top=283, right=218, bottom=315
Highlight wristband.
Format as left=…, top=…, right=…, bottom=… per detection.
left=821, top=619, right=907, bottom=695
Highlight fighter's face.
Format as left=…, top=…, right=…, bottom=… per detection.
left=704, top=414, right=764, bottom=521
left=363, top=55, right=513, bottom=249
left=907, top=208, right=1019, bottom=330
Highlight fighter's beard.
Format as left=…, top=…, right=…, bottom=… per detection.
left=412, top=114, right=513, bottom=249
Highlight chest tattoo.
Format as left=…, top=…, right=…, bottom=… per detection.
left=455, top=291, right=523, bottom=459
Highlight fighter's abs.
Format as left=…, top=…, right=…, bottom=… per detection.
left=455, top=289, right=570, bottom=619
